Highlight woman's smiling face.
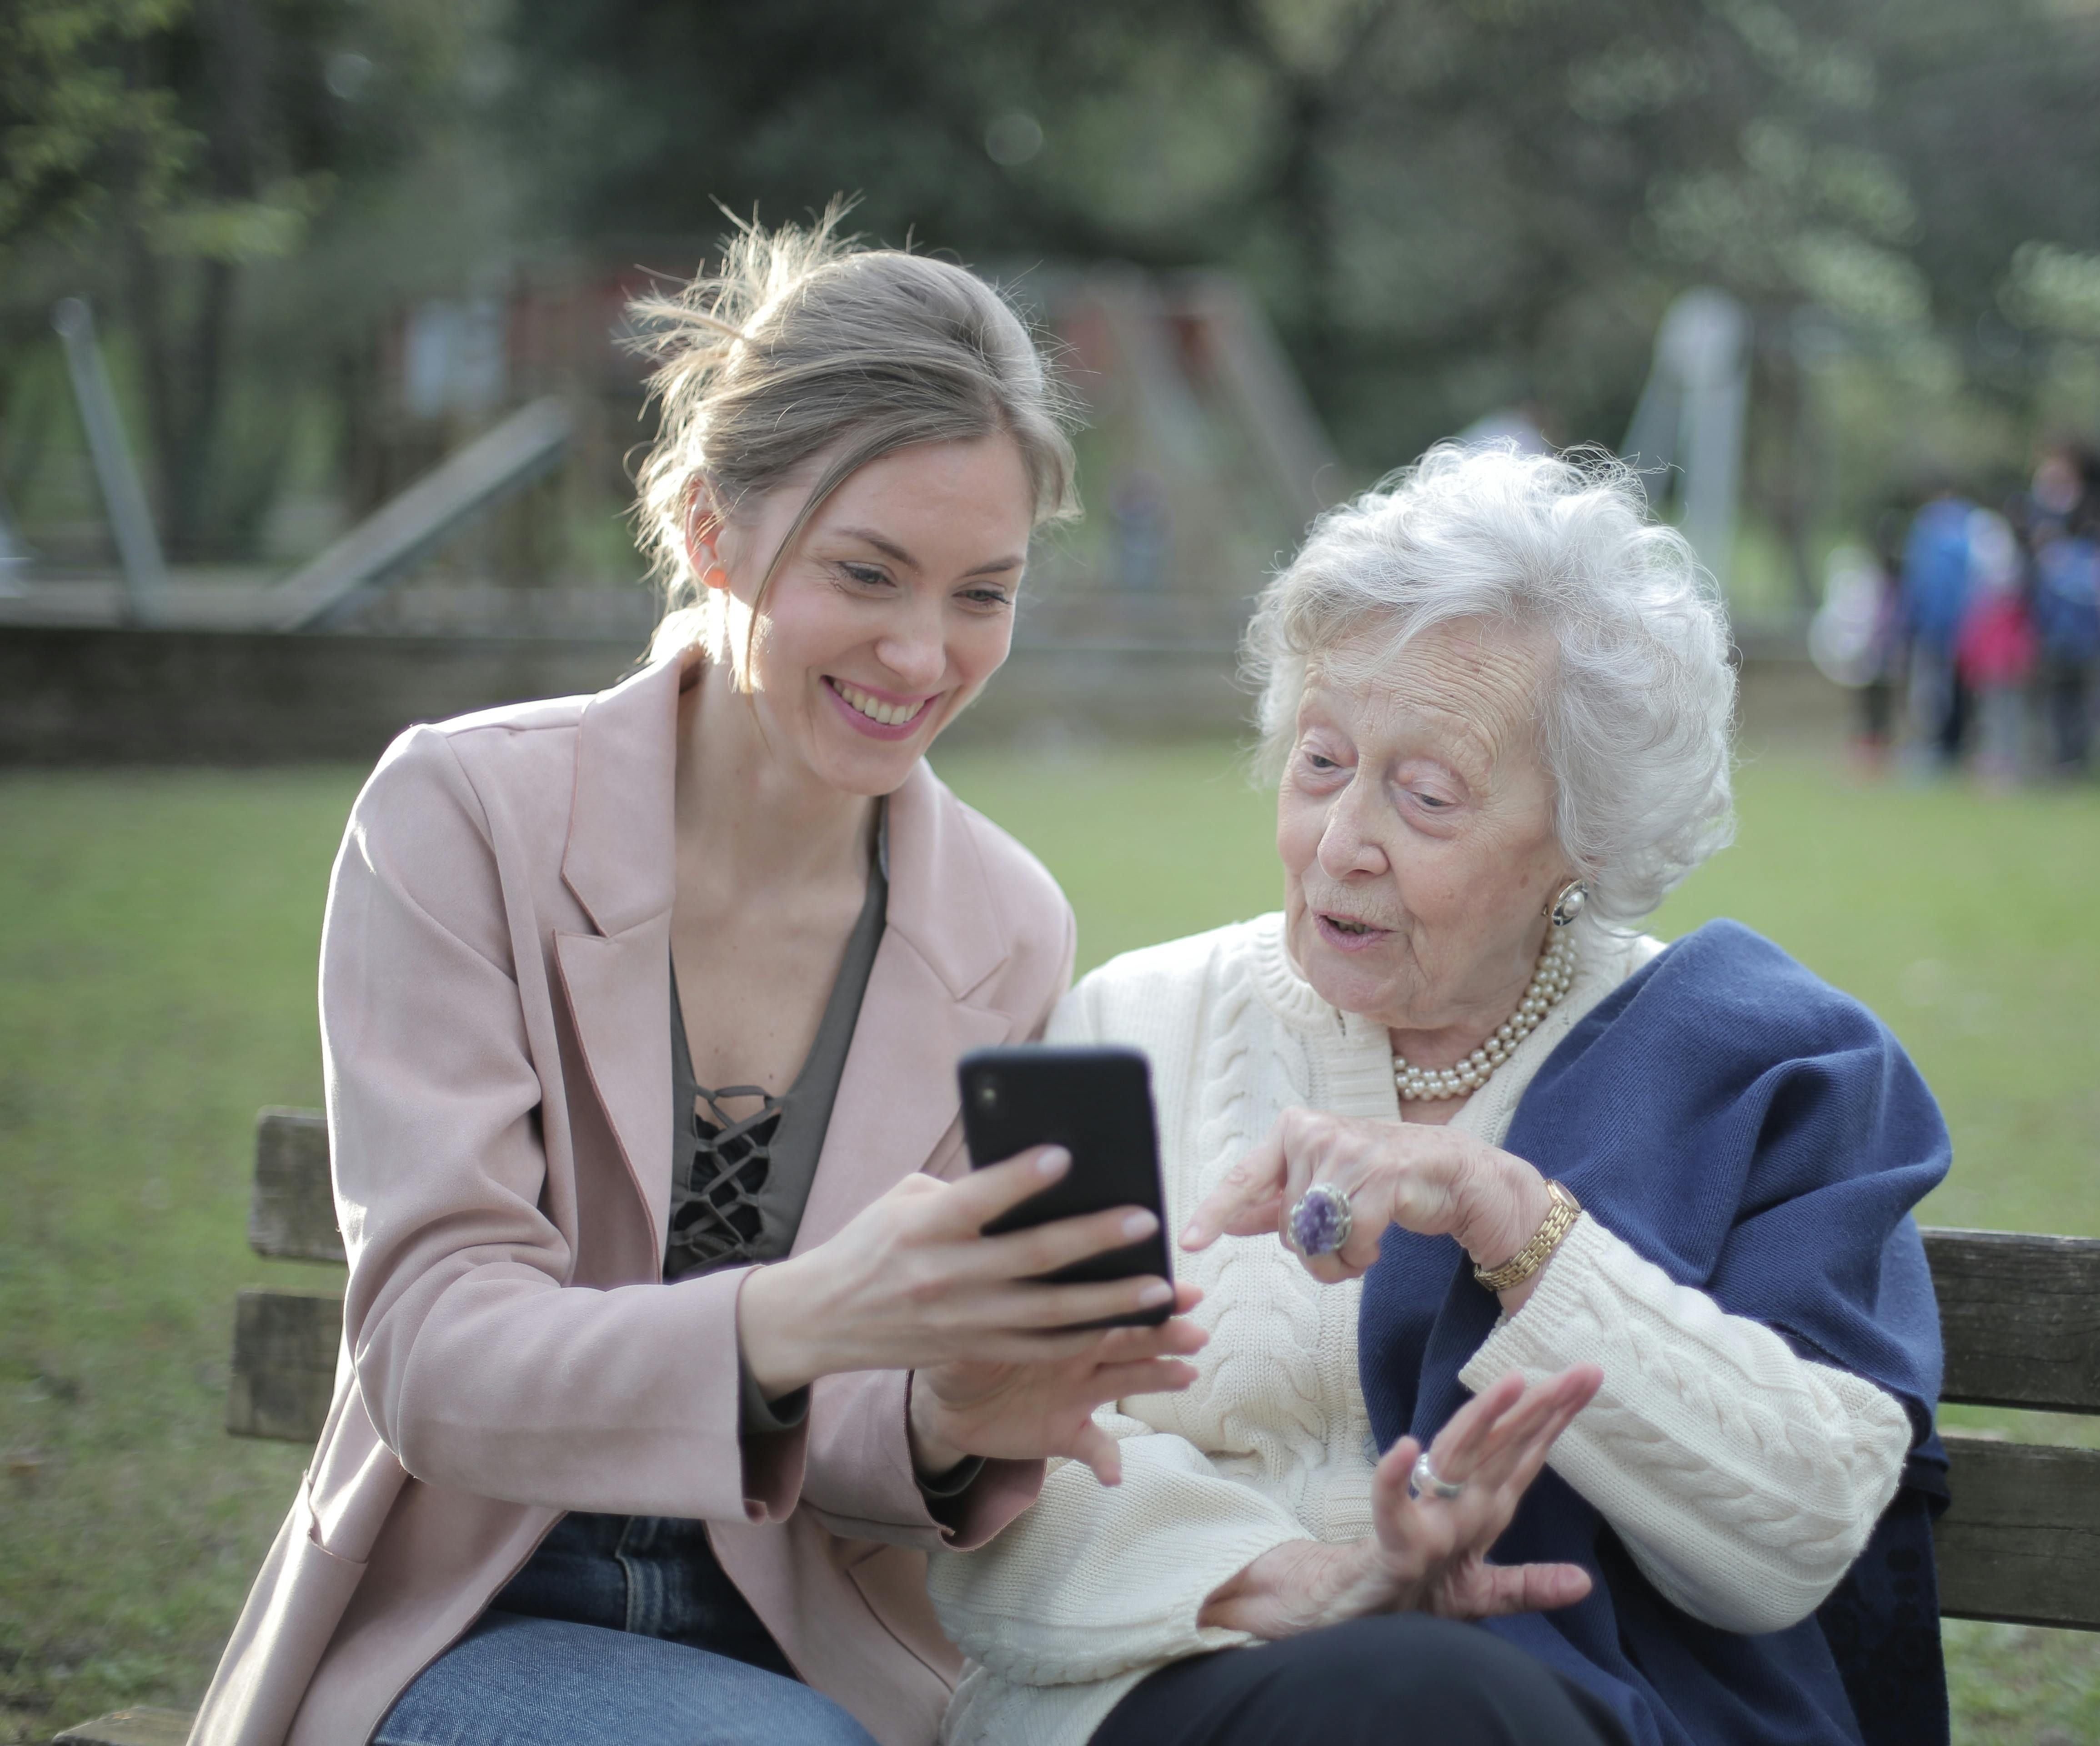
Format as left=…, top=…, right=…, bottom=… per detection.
left=1276, top=617, right=1577, bottom=1035
left=699, top=433, right=1035, bottom=796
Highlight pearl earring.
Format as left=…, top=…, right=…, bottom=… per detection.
left=1545, top=879, right=1588, bottom=928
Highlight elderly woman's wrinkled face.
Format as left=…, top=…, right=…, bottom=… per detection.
left=1278, top=619, right=1575, bottom=1036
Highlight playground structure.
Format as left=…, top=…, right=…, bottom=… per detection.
left=0, top=271, right=1784, bottom=763
left=3, top=271, right=1756, bottom=640
left=1621, top=288, right=1752, bottom=600
left=0, top=261, right=1340, bottom=655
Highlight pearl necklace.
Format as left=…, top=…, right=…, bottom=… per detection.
left=1392, top=931, right=1579, bottom=1103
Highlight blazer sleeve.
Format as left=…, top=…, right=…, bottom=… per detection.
left=797, top=890, right=1077, bottom=1552
left=324, top=727, right=802, bottom=1524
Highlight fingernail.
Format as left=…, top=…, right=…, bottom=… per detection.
left=1122, top=1209, right=1159, bottom=1240
left=1036, top=1147, right=1071, bottom=1177
left=1180, top=1222, right=1202, bottom=1244
left=1137, top=1280, right=1173, bottom=1307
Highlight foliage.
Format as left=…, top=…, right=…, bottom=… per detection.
left=0, top=0, right=483, bottom=554
left=496, top=0, right=2100, bottom=505
left=2, top=746, right=2097, bottom=1737
left=0, top=0, right=195, bottom=251
left=11, top=0, right=2100, bottom=579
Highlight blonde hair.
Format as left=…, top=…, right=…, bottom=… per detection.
left=632, top=206, right=1079, bottom=666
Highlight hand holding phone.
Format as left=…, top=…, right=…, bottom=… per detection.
left=958, top=1044, right=1174, bottom=1330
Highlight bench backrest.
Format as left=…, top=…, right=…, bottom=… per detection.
left=1919, top=1229, right=2100, bottom=1631
left=230, top=1109, right=2100, bottom=1631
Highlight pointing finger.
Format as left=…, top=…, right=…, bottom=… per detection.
left=1182, top=1131, right=1286, bottom=1249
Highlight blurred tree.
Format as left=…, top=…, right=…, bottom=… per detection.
left=497, top=0, right=2100, bottom=558
left=0, top=0, right=465, bottom=555
left=13, top=0, right=2096, bottom=580
left=0, top=0, right=195, bottom=250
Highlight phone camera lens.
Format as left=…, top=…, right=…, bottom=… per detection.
left=976, top=1080, right=999, bottom=1109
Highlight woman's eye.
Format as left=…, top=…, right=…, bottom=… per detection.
left=1302, top=751, right=1341, bottom=774
left=840, top=562, right=891, bottom=588
left=960, top=586, right=1012, bottom=609
left=1412, top=790, right=1453, bottom=811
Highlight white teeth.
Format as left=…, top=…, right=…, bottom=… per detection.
left=833, top=680, right=923, bottom=728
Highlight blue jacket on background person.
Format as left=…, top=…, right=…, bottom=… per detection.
left=1902, top=497, right=1978, bottom=654
left=2033, top=536, right=2100, bottom=666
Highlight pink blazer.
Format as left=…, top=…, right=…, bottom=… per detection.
left=189, top=655, right=1074, bottom=1746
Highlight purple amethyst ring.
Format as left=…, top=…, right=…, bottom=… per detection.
left=1287, top=1182, right=1355, bottom=1257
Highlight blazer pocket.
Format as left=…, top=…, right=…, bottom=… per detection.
left=294, top=1469, right=371, bottom=1581
left=843, top=1542, right=963, bottom=1687
left=190, top=1476, right=371, bottom=1746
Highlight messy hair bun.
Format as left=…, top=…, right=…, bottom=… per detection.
left=631, top=203, right=1078, bottom=663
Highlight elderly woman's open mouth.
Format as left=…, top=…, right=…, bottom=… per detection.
left=1315, top=911, right=1390, bottom=950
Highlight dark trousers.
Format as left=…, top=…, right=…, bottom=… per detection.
left=2045, top=660, right=2093, bottom=770
left=1093, top=1615, right=1630, bottom=1746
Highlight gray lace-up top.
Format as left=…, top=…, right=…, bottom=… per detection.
left=666, top=808, right=888, bottom=1284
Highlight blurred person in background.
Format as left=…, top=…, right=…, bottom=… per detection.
left=188, top=215, right=1210, bottom=1746
left=1954, top=511, right=2034, bottom=787
left=1807, top=517, right=1907, bottom=772
left=1900, top=485, right=1981, bottom=768
left=2024, top=443, right=2100, bottom=776
left=931, top=448, right=1950, bottom=1746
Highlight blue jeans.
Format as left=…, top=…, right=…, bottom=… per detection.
left=372, top=1514, right=875, bottom=1746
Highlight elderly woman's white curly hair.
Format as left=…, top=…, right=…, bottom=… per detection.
left=1244, top=443, right=1737, bottom=927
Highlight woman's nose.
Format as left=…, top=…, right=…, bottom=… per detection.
left=874, top=603, right=947, bottom=690
left=1316, top=786, right=1389, bottom=880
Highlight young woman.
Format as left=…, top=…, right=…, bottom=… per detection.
left=190, top=215, right=1204, bottom=1746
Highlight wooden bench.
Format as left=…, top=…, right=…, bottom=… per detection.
left=49, top=1112, right=2100, bottom=1743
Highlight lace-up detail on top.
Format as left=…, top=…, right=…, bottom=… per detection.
left=662, top=801, right=888, bottom=1282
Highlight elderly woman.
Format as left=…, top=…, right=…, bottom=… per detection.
left=930, top=447, right=1950, bottom=1746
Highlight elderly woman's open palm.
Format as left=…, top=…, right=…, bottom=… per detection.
left=1199, top=1365, right=1602, bottom=1641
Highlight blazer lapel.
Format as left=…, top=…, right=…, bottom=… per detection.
left=556, top=924, right=674, bottom=1260
left=554, top=656, right=686, bottom=1259
left=794, top=763, right=1018, bottom=1249
left=793, top=935, right=1012, bottom=1250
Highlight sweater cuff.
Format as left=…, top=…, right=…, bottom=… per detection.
left=738, top=1355, right=810, bottom=1436
left=1459, top=1207, right=1616, bottom=1387
left=916, top=1454, right=987, bottom=1501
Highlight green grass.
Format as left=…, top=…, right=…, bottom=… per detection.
left=3, top=750, right=2097, bottom=1741
left=0, top=772, right=358, bottom=1742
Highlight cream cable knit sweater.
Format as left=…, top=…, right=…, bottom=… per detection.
left=928, top=915, right=1912, bottom=1746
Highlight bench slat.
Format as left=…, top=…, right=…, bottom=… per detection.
left=1923, top=1227, right=2100, bottom=1414
left=250, top=1108, right=344, bottom=1263
left=1936, top=1434, right=2100, bottom=1630
left=227, top=1287, right=341, bottom=1443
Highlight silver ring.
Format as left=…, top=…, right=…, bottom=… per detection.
left=1287, top=1183, right=1354, bottom=1257
left=1409, top=1451, right=1466, bottom=1501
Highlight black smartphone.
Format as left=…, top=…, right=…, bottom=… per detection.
left=957, top=1044, right=1173, bottom=1329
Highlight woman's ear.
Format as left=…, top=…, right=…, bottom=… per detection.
left=683, top=480, right=731, bottom=592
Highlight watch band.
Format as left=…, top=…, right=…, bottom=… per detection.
left=1473, top=1180, right=1582, bottom=1294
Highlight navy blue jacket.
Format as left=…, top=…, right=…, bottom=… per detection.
left=1358, top=921, right=1950, bottom=1746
